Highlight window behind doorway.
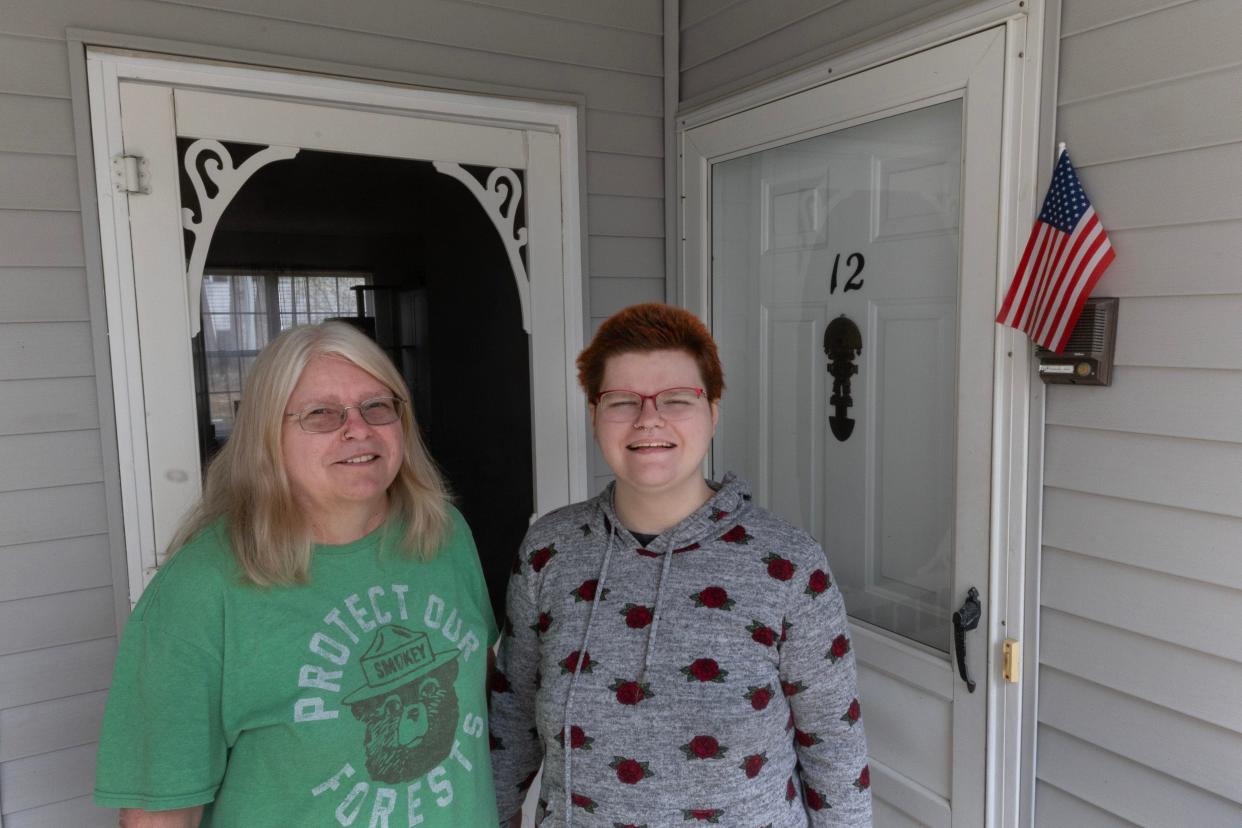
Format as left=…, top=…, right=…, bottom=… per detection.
left=198, top=270, right=369, bottom=447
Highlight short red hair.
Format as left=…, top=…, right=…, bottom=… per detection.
left=577, top=303, right=725, bottom=402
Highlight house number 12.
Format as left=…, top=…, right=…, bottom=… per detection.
left=829, top=252, right=865, bottom=293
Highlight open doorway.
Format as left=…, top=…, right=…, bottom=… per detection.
left=185, top=143, right=532, bottom=617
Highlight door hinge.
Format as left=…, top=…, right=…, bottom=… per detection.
left=1002, top=638, right=1021, bottom=683
left=112, top=154, right=151, bottom=194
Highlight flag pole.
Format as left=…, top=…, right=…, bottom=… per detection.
left=1056, top=141, right=1066, bottom=158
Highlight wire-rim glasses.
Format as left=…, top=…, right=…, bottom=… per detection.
left=285, top=396, right=404, bottom=433
left=593, top=387, right=706, bottom=423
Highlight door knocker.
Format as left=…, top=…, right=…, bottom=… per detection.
left=824, top=315, right=862, bottom=442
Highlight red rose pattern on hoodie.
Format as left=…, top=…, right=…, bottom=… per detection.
left=490, top=474, right=871, bottom=826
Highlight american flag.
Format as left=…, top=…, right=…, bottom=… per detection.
left=996, top=149, right=1115, bottom=352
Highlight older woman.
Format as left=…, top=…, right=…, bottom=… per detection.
left=94, top=322, right=498, bottom=827
left=490, top=303, right=872, bottom=827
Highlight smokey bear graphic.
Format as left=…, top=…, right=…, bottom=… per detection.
left=343, top=624, right=461, bottom=784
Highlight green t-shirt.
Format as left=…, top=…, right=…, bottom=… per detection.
left=94, top=508, right=500, bottom=827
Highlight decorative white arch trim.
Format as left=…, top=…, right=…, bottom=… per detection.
left=433, top=161, right=531, bottom=333
left=182, top=138, right=299, bottom=335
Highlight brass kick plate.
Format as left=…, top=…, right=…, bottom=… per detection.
left=1002, top=639, right=1020, bottom=683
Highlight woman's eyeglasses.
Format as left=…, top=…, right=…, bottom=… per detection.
left=285, top=396, right=404, bottom=433
left=593, top=387, right=706, bottom=423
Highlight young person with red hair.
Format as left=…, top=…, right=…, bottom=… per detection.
left=490, top=303, right=871, bottom=826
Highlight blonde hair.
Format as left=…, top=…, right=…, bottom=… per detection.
left=168, top=321, right=450, bottom=586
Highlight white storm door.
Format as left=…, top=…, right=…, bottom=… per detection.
left=93, top=68, right=574, bottom=601
left=683, top=28, right=1006, bottom=828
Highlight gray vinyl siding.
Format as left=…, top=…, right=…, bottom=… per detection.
left=679, top=0, right=977, bottom=106
left=1035, top=0, right=1242, bottom=824
left=0, top=1, right=664, bottom=823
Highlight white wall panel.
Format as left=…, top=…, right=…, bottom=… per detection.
left=0, top=638, right=116, bottom=710
left=1094, top=221, right=1242, bottom=298
left=0, top=152, right=80, bottom=211
left=681, top=0, right=741, bottom=28
left=0, top=211, right=84, bottom=268
left=1045, top=367, right=1242, bottom=443
left=0, top=534, right=113, bottom=602
left=587, top=195, right=664, bottom=237
left=679, top=0, right=974, bottom=104
left=588, top=236, right=665, bottom=278
left=0, top=323, right=94, bottom=380
left=1059, top=0, right=1240, bottom=103
left=585, top=110, right=663, bottom=157
left=0, top=34, right=73, bottom=97
left=1038, top=668, right=1242, bottom=803
left=1111, top=295, right=1242, bottom=370
left=0, top=587, right=116, bottom=657
left=1059, top=0, right=1186, bottom=36
left=458, top=0, right=662, bottom=34
left=0, top=691, right=107, bottom=763
left=0, top=742, right=96, bottom=815
left=588, top=276, right=665, bottom=316
left=1037, top=726, right=1242, bottom=827
left=587, top=151, right=664, bottom=198
left=1045, top=1, right=1242, bottom=820
left=1079, top=144, right=1242, bottom=231
left=0, top=268, right=90, bottom=323
left=1042, top=548, right=1242, bottom=663
left=1042, top=488, right=1242, bottom=590
left=1034, top=782, right=1137, bottom=828
left=1045, top=426, right=1242, bottom=518
left=0, top=95, right=75, bottom=156
left=4, top=794, right=114, bottom=828
left=0, top=377, right=99, bottom=435
left=154, top=0, right=664, bottom=74
left=681, top=0, right=856, bottom=69
left=0, top=484, right=108, bottom=548
left=1040, top=607, right=1242, bottom=732
left=1060, top=64, right=1242, bottom=167
left=5, top=1, right=665, bottom=113
left=0, top=430, right=103, bottom=493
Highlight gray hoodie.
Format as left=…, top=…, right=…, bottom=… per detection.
left=490, top=474, right=872, bottom=826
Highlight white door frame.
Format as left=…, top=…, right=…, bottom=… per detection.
left=676, top=2, right=1051, bottom=826
left=85, top=49, right=588, bottom=604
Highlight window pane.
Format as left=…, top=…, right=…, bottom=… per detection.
left=206, top=355, right=241, bottom=393
left=208, top=392, right=234, bottom=424
left=197, top=270, right=370, bottom=458
left=294, top=277, right=309, bottom=315
left=339, top=278, right=361, bottom=312
left=711, top=99, right=963, bottom=652
left=239, top=355, right=258, bottom=388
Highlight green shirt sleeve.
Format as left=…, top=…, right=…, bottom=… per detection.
left=94, top=536, right=230, bottom=810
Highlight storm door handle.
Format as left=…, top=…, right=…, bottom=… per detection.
left=952, top=587, right=981, bottom=693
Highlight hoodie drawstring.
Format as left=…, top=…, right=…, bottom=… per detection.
left=561, top=522, right=617, bottom=826
left=638, top=533, right=678, bottom=683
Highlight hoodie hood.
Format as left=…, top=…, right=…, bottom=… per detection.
left=592, top=471, right=752, bottom=550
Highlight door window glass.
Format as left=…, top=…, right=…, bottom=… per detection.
left=711, top=100, right=963, bottom=651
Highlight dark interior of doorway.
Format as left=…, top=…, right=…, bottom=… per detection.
left=180, top=140, right=532, bottom=621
